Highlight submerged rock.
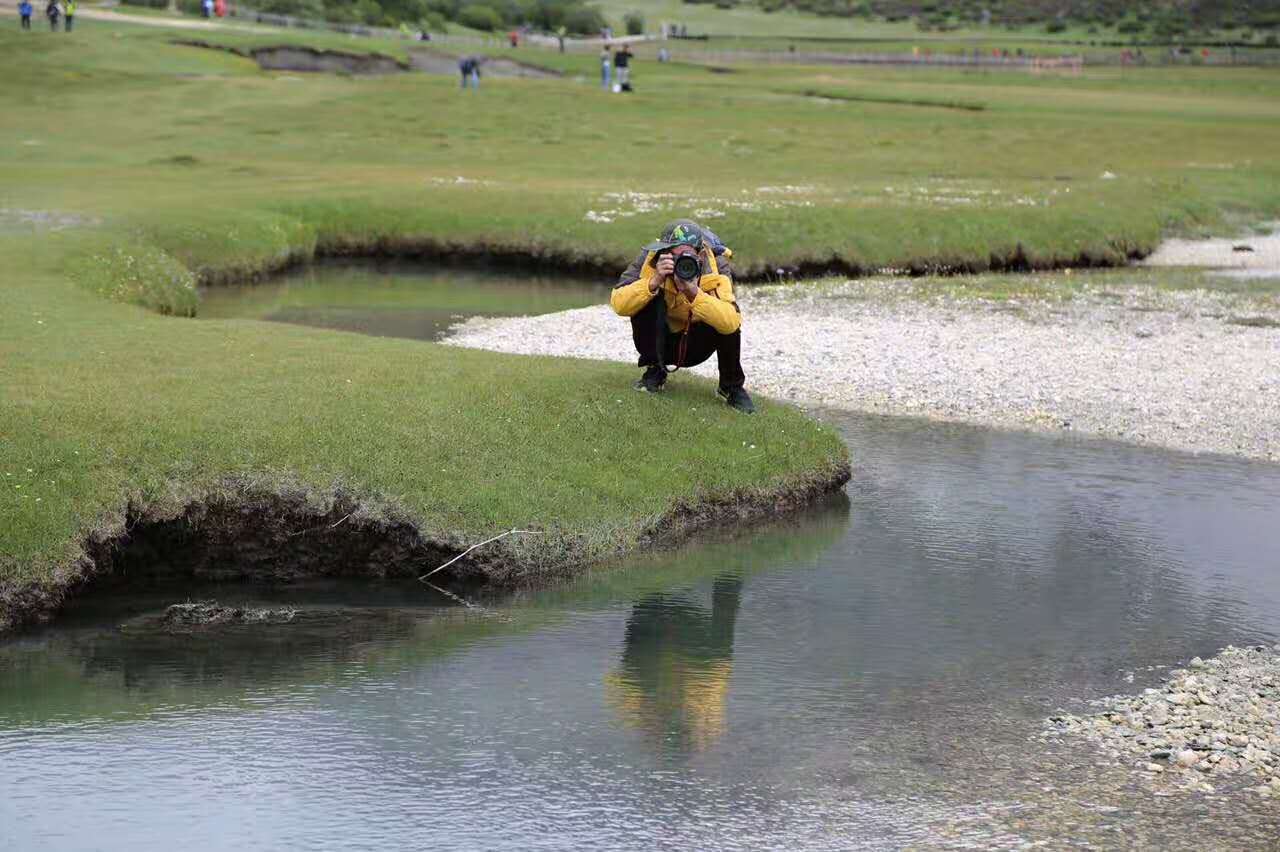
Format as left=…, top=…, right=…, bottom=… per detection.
left=161, top=600, right=297, bottom=627
left=1043, top=645, right=1280, bottom=793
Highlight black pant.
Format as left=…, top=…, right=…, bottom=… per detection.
left=21, top=14, right=31, bottom=28
left=630, top=295, right=746, bottom=390
left=64, top=13, right=71, bottom=30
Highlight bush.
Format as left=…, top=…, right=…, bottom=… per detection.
left=1046, top=19, right=1066, bottom=33
left=457, top=2, right=502, bottom=29
left=623, top=9, right=643, bottom=34
left=562, top=3, right=604, bottom=33
left=354, top=0, right=384, bottom=24
left=420, top=10, right=448, bottom=29
left=1266, top=33, right=1279, bottom=46
left=1116, top=19, right=1144, bottom=34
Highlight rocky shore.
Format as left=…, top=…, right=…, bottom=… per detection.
left=445, top=272, right=1280, bottom=462
left=1043, top=646, right=1280, bottom=797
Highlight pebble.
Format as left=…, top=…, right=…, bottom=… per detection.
left=1044, top=646, right=1280, bottom=793
left=445, top=272, right=1280, bottom=462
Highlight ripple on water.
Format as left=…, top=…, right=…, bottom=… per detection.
left=2, top=411, right=1280, bottom=848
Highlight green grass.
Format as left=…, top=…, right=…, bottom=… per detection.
left=2, top=18, right=1279, bottom=612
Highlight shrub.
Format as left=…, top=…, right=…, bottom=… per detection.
left=457, top=2, right=502, bottom=29
left=421, top=10, right=448, bottom=29
left=1266, top=33, right=1279, bottom=46
left=354, top=0, right=384, bottom=24
left=623, top=9, right=643, bottom=33
left=1046, top=19, right=1067, bottom=33
left=562, top=4, right=604, bottom=33
left=1116, top=19, right=1144, bottom=34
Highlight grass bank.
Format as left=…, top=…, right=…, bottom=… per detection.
left=3, top=19, right=1279, bottom=631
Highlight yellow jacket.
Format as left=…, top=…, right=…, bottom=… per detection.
left=609, top=248, right=741, bottom=335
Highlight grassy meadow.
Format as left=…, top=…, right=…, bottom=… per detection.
left=2, top=16, right=1279, bottom=622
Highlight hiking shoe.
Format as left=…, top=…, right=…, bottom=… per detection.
left=717, top=385, right=755, bottom=414
left=634, top=365, right=668, bottom=393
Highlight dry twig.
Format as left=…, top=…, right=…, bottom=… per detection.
left=418, top=528, right=543, bottom=581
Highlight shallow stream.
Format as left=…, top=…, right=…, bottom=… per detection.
left=198, top=260, right=608, bottom=341
left=4, top=411, right=1280, bottom=848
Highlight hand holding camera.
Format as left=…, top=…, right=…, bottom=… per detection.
left=651, top=250, right=702, bottom=300
left=650, top=254, right=675, bottom=292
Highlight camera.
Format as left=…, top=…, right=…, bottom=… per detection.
left=673, top=254, right=702, bottom=282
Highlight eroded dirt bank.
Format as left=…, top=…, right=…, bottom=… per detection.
left=0, top=464, right=849, bottom=637
left=173, top=39, right=409, bottom=74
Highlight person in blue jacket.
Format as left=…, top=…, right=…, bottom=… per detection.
left=19, top=0, right=33, bottom=29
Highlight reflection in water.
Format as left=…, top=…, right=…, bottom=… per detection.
left=607, top=576, right=742, bottom=755
left=197, top=261, right=607, bottom=342
left=3, top=413, right=1280, bottom=848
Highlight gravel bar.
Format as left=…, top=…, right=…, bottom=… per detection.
left=1043, top=646, right=1280, bottom=797
left=445, top=275, right=1280, bottom=462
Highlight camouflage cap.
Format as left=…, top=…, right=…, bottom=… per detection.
left=644, top=219, right=706, bottom=253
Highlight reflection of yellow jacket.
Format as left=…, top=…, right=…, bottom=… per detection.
left=605, top=657, right=733, bottom=752
left=609, top=249, right=742, bottom=335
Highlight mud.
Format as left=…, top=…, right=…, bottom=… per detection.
left=173, top=40, right=408, bottom=75
left=407, top=48, right=562, bottom=79
left=197, top=234, right=1150, bottom=290
left=158, top=600, right=298, bottom=628
left=0, top=462, right=849, bottom=637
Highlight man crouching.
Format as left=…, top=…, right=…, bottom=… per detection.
left=609, top=219, right=754, bottom=414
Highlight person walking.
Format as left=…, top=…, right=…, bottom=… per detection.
left=63, top=0, right=75, bottom=31
left=19, top=0, right=33, bottom=29
left=600, top=44, right=611, bottom=90
left=45, top=0, right=59, bottom=31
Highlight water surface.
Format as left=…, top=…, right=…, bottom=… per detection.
left=198, top=261, right=608, bottom=341
left=3, top=412, right=1280, bottom=849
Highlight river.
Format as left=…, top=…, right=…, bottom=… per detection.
left=3, top=408, right=1280, bottom=849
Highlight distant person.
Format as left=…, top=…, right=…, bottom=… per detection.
left=614, top=43, right=632, bottom=91
left=600, top=44, right=611, bottom=89
left=19, top=0, right=33, bottom=29
left=201, top=0, right=212, bottom=18
left=45, top=0, right=59, bottom=31
left=657, top=46, right=669, bottom=62
left=214, top=0, right=226, bottom=15
left=458, top=55, right=481, bottom=90
left=508, top=30, right=518, bottom=48
left=610, top=219, right=754, bottom=413
left=63, top=0, right=74, bottom=31
left=556, top=25, right=566, bottom=53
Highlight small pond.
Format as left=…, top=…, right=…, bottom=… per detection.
left=198, top=260, right=609, bottom=341
left=3, top=411, right=1280, bottom=848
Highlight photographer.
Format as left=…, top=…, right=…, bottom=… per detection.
left=610, top=220, right=754, bottom=414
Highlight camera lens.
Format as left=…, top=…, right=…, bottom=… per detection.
left=673, top=254, right=701, bottom=281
